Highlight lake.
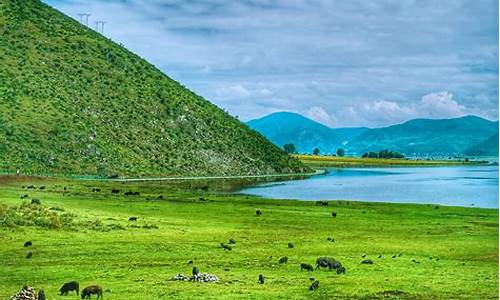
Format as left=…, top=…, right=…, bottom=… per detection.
left=239, top=165, right=499, bottom=208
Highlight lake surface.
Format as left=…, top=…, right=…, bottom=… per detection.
left=239, top=165, right=499, bottom=208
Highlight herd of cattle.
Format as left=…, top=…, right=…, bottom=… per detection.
left=16, top=186, right=358, bottom=297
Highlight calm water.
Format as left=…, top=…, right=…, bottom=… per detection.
left=239, top=166, right=499, bottom=208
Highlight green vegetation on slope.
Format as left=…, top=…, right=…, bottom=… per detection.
left=0, top=0, right=306, bottom=177
left=0, top=176, right=497, bottom=299
left=465, top=133, right=499, bottom=157
left=351, top=116, right=499, bottom=156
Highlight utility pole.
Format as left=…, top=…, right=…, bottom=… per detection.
left=77, top=13, right=85, bottom=23
left=83, top=13, right=91, bottom=26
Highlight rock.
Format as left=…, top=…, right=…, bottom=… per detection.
left=9, top=286, right=37, bottom=300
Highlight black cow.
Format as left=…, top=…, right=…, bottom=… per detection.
left=331, top=212, right=337, bottom=218
left=38, top=290, right=46, bottom=300
left=279, top=256, right=288, bottom=264
left=81, top=285, right=102, bottom=299
left=128, top=217, right=138, bottom=221
left=24, top=241, right=32, bottom=247
left=309, top=280, right=319, bottom=291
left=258, top=274, right=265, bottom=284
left=60, top=281, right=79, bottom=295
left=256, top=210, right=262, bottom=216
left=301, top=263, right=314, bottom=271
left=220, top=243, right=232, bottom=251
left=288, top=242, right=294, bottom=248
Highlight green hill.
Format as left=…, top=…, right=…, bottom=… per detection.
left=247, top=112, right=344, bottom=154
left=465, top=133, right=499, bottom=157
left=350, top=116, right=498, bottom=156
left=0, top=0, right=306, bottom=177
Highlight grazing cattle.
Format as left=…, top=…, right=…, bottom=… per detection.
left=392, top=254, right=397, bottom=258
left=27, top=185, right=35, bottom=189
left=337, top=266, right=346, bottom=274
left=81, top=285, right=102, bottom=299
left=38, top=290, right=45, bottom=300
left=278, top=256, right=288, bottom=264
left=361, top=259, right=373, bottom=264
left=31, top=198, right=41, bottom=205
left=64, top=187, right=67, bottom=191
left=158, top=195, right=163, bottom=199
left=256, top=210, right=262, bottom=216
left=316, top=201, right=328, bottom=206
left=316, top=257, right=334, bottom=269
left=128, top=217, right=137, bottom=222
left=92, top=188, right=101, bottom=192
left=111, top=188, right=120, bottom=194
left=24, top=241, right=32, bottom=247
left=220, top=243, right=232, bottom=251
left=309, top=280, right=319, bottom=291
left=288, top=242, right=294, bottom=248
left=300, top=263, right=314, bottom=272
left=378, top=254, right=382, bottom=258
left=60, top=281, right=79, bottom=295
left=26, top=251, right=32, bottom=259
left=124, top=191, right=134, bottom=196
left=192, top=267, right=199, bottom=276
left=258, top=274, right=265, bottom=284
left=20, top=194, right=28, bottom=199
left=39, top=186, right=46, bottom=190
left=331, top=212, right=337, bottom=218
left=228, top=239, right=236, bottom=244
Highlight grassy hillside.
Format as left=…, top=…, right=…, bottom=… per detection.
left=0, top=176, right=497, bottom=299
left=350, top=116, right=498, bottom=156
left=465, top=133, right=499, bottom=157
left=0, top=0, right=306, bottom=177
left=247, top=112, right=343, bottom=154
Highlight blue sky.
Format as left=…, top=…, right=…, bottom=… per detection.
left=44, top=0, right=499, bottom=127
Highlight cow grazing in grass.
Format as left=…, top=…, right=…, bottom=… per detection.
left=24, top=241, right=32, bottom=247
left=220, top=243, right=232, bottom=251
left=111, top=188, right=120, bottom=194
left=228, top=239, right=236, bottom=244
left=258, top=274, right=265, bottom=284
left=81, top=285, right=102, bottom=299
left=26, top=251, right=32, bottom=259
left=60, top=281, right=79, bottom=295
left=361, top=259, right=374, bottom=264
left=288, top=242, right=294, bottom=248
left=128, top=217, right=137, bottom=221
left=301, top=263, right=314, bottom=271
left=331, top=212, right=337, bottom=218
left=256, top=209, right=262, bottom=216
left=279, top=256, right=288, bottom=264
left=309, top=280, right=319, bottom=291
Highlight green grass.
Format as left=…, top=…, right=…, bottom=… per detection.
left=0, top=176, right=497, bottom=299
left=0, top=0, right=306, bottom=177
left=295, top=154, right=486, bottom=168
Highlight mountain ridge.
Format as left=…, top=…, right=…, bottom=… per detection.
left=247, top=112, right=498, bottom=156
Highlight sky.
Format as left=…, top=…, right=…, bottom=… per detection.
left=44, top=0, right=499, bottom=128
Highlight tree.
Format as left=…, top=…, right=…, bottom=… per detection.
left=313, top=147, right=320, bottom=155
left=336, top=148, right=345, bottom=157
left=283, top=143, right=296, bottom=154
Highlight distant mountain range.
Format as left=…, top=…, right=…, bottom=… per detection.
left=247, top=112, right=499, bottom=156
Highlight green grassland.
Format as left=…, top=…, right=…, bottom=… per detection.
left=0, top=176, right=497, bottom=299
left=295, top=155, right=486, bottom=168
left=0, top=0, right=305, bottom=177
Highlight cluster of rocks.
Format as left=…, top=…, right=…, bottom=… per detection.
left=172, top=273, right=219, bottom=283
left=9, top=286, right=40, bottom=300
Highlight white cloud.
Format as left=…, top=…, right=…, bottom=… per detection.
left=420, top=91, right=466, bottom=118
left=307, top=106, right=336, bottom=127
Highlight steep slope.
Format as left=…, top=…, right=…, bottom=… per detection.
left=350, top=116, right=498, bottom=155
left=0, top=0, right=307, bottom=177
left=332, top=127, right=368, bottom=143
left=465, top=133, right=499, bottom=157
left=247, top=112, right=343, bottom=154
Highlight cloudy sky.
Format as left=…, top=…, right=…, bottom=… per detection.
left=44, top=0, right=498, bottom=128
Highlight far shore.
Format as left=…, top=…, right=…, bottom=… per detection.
left=294, top=154, right=492, bottom=168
